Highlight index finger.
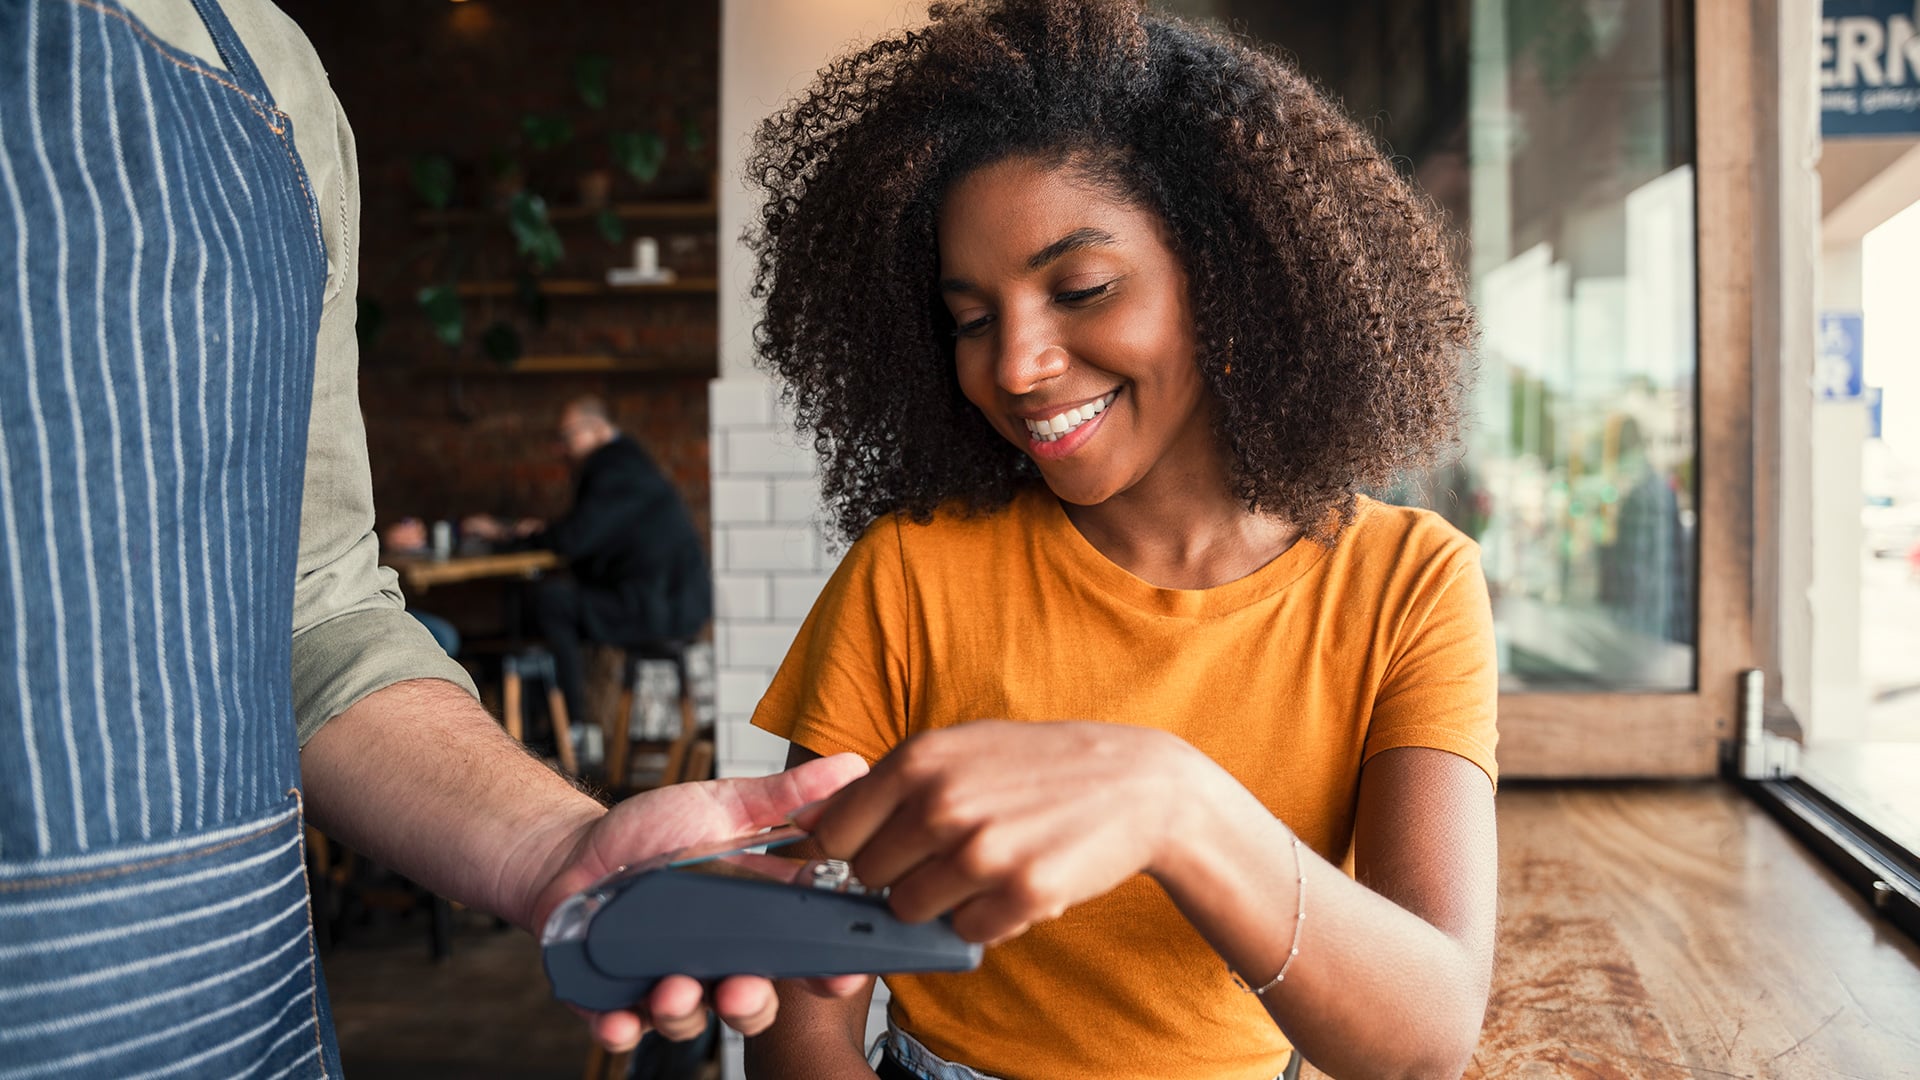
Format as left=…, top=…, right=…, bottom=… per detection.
left=803, top=755, right=918, bottom=863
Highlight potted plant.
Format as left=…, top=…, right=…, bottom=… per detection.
left=370, top=52, right=687, bottom=369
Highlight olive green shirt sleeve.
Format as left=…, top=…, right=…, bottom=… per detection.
left=129, top=0, right=480, bottom=745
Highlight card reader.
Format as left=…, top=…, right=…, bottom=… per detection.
left=542, top=826, right=982, bottom=1011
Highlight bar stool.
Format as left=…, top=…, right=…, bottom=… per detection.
left=599, top=638, right=713, bottom=796
left=501, top=648, right=579, bottom=775
left=581, top=638, right=714, bottom=1080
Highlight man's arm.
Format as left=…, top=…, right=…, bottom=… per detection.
left=265, top=34, right=873, bottom=1050
left=283, top=50, right=479, bottom=743
left=299, top=679, right=601, bottom=935
left=302, top=679, right=870, bottom=1048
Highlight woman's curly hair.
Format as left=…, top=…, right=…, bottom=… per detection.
left=746, top=0, right=1474, bottom=545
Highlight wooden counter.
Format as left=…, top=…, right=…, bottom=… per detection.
left=1308, top=782, right=1920, bottom=1077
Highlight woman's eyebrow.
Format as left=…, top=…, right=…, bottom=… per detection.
left=1026, top=227, right=1117, bottom=270
left=939, top=226, right=1120, bottom=294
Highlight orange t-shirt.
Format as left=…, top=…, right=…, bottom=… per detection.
left=752, top=487, right=1497, bottom=1080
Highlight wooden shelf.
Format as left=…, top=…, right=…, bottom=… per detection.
left=451, top=276, right=717, bottom=298
left=414, top=200, right=717, bottom=227
left=412, top=354, right=715, bottom=377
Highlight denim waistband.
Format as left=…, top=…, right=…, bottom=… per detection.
left=872, top=1019, right=1299, bottom=1080
left=873, top=1022, right=1005, bottom=1080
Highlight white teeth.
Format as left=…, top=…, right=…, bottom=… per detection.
left=1023, top=391, right=1119, bottom=440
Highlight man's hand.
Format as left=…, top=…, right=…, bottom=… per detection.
left=302, top=681, right=870, bottom=1054
left=527, top=754, right=872, bottom=1051
left=459, top=513, right=508, bottom=542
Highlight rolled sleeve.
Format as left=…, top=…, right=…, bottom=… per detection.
left=285, top=60, right=475, bottom=745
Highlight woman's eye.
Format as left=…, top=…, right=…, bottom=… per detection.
left=1056, top=282, right=1111, bottom=304
left=951, top=314, right=994, bottom=339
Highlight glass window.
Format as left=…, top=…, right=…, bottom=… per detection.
left=1170, top=0, right=1699, bottom=690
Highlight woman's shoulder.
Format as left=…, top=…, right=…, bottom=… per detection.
left=1334, top=495, right=1484, bottom=584
left=843, top=487, right=1052, bottom=575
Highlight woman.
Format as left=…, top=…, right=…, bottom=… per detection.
left=743, top=2, right=1495, bottom=1078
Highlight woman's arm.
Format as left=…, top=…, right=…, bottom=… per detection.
left=1153, top=744, right=1495, bottom=1080
left=744, top=976, right=879, bottom=1079
left=805, top=724, right=1495, bottom=1080
left=743, top=746, right=884, bottom=1079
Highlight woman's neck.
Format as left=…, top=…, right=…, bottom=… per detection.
left=1058, top=470, right=1302, bottom=590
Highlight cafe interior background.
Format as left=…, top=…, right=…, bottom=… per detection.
left=272, top=0, right=1920, bottom=1077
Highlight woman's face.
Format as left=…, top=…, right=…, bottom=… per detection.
left=938, top=156, right=1219, bottom=509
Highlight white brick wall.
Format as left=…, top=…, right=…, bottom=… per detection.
left=710, top=377, right=895, bottom=1071
left=710, top=477, right=772, bottom=525
left=708, top=377, right=836, bottom=782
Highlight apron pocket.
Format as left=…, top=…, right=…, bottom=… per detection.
left=0, top=793, right=327, bottom=1079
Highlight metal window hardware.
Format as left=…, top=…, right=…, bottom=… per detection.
left=1735, top=667, right=1800, bottom=780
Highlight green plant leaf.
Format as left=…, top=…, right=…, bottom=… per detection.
left=595, top=207, right=624, bottom=245
left=521, top=113, right=575, bottom=152
left=481, top=320, right=522, bottom=366
left=507, top=191, right=565, bottom=271
left=574, top=54, right=611, bottom=110
left=416, top=284, right=463, bottom=348
left=410, top=155, right=455, bottom=210
left=681, top=115, right=705, bottom=156
left=355, top=296, right=387, bottom=352
left=609, top=130, right=665, bottom=185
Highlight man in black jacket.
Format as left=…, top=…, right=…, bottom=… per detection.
left=466, top=396, right=712, bottom=726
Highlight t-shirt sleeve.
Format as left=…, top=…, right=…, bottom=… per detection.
left=1361, top=546, right=1500, bottom=787
left=751, top=518, right=913, bottom=764
left=280, top=44, right=477, bottom=745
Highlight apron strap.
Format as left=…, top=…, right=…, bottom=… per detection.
left=184, top=0, right=273, bottom=104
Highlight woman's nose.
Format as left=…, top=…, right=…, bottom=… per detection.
left=994, top=316, right=1070, bottom=395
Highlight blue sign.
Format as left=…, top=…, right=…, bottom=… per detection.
left=1866, top=385, right=1884, bottom=437
left=1816, top=312, right=1865, bottom=400
left=1821, top=1, right=1920, bottom=136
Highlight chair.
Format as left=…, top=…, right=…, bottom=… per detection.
left=304, top=825, right=459, bottom=962
left=598, top=638, right=714, bottom=796
left=501, top=648, right=579, bottom=775
left=581, top=640, right=715, bottom=1080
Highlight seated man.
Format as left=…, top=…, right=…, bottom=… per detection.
left=466, top=396, right=712, bottom=726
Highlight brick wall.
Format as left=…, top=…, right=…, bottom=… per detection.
left=279, top=0, right=718, bottom=533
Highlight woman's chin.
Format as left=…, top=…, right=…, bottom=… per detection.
left=1038, top=473, right=1123, bottom=509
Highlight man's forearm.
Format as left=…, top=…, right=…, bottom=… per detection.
left=299, top=677, right=606, bottom=931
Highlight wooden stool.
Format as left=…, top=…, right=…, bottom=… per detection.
left=600, top=639, right=712, bottom=796
left=583, top=640, right=713, bottom=1080
left=501, top=649, right=578, bottom=775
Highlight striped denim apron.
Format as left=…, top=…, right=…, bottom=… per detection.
left=0, top=0, right=334, bottom=1075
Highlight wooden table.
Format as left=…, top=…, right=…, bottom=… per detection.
left=1301, top=782, right=1920, bottom=1078
left=388, top=550, right=561, bottom=594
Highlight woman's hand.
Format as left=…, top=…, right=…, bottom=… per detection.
left=524, top=754, right=873, bottom=1050
left=799, top=721, right=1211, bottom=945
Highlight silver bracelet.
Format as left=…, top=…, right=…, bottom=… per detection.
left=1230, top=835, right=1305, bottom=996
